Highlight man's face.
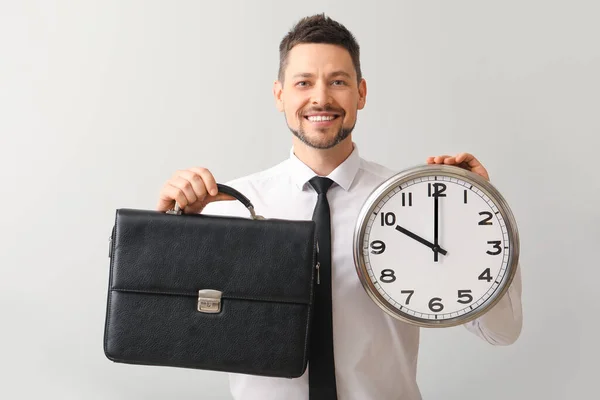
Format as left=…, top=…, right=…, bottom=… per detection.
left=274, top=43, right=367, bottom=149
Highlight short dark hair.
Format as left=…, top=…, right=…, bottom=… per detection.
left=278, top=14, right=362, bottom=83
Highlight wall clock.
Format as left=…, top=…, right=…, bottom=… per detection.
left=353, top=164, right=519, bottom=327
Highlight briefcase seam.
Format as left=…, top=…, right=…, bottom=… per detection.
left=110, top=287, right=311, bottom=305
left=300, top=227, right=318, bottom=371
left=103, top=213, right=120, bottom=359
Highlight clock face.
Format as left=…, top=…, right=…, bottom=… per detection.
left=356, top=169, right=517, bottom=327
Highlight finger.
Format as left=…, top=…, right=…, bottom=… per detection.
left=454, top=152, right=466, bottom=163
left=455, top=153, right=490, bottom=180
left=157, top=184, right=178, bottom=211
left=443, top=156, right=457, bottom=164
left=169, top=177, right=199, bottom=207
left=472, top=166, right=490, bottom=180
left=455, top=152, right=476, bottom=166
left=463, top=154, right=485, bottom=173
left=434, top=155, right=451, bottom=164
left=157, top=183, right=190, bottom=211
left=426, top=156, right=435, bottom=164
left=176, top=170, right=210, bottom=201
left=189, top=167, right=219, bottom=196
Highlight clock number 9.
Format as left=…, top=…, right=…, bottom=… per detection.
left=370, top=240, right=386, bottom=254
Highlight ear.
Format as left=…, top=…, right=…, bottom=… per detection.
left=273, top=80, right=284, bottom=112
left=357, top=78, right=367, bottom=110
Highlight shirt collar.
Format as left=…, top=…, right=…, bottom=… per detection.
left=288, top=143, right=361, bottom=192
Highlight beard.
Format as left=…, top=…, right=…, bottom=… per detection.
left=287, top=110, right=356, bottom=150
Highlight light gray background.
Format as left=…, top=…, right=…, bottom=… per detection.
left=1, top=0, right=598, bottom=399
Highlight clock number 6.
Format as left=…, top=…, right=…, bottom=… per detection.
left=429, top=297, right=444, bottom=312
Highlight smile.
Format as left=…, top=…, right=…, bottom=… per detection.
left=304, top=115, right=340, bottom=122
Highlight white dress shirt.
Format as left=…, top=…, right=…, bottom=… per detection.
left=203, top=143, right=523, bottom=400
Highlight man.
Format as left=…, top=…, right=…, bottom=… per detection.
left=156, top=14, right=522, bottom=400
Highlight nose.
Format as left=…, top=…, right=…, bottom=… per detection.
left=311, top=81, right=332, bottom=106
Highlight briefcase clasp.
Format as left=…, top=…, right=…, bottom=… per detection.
left=198, top=290, right=222, bottom=313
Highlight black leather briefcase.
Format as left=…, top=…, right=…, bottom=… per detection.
left=104, top=184, right=317, bottom=378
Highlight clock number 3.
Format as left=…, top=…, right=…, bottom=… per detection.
left=487, top=240, right=502, bottom=255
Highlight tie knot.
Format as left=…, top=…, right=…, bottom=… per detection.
left=309, top=176, right=334, bottom=195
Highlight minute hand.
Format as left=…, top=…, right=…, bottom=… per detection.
left=395, top=224, right=448, bottom=255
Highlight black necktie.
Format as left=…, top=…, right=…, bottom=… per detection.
left=308, top=176, right=338, bottom=400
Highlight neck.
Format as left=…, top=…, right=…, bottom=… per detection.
left=292, top=136, right=354, bottom=176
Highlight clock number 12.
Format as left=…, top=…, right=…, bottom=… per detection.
left=428, top=183, right=447, bottom=197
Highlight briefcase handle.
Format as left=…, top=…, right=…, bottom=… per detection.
left=167, top=184, right=264, bottom=220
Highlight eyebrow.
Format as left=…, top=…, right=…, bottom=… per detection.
left=292, top=71, right=353, bottom=79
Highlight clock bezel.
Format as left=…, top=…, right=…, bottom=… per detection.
left=353, top=164, right=520, bottom=328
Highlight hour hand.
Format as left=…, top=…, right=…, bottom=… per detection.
left=395, top=225, right=448, bottom=256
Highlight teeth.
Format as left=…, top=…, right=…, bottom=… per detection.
left=307, top=115, right=335, bottom=122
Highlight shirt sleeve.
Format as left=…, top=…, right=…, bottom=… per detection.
left=463, top=263, right=523, bottom=345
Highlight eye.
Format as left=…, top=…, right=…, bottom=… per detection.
left=296, top=81, right=309, bottom=87
left=332, top=80, right=347, bottom=86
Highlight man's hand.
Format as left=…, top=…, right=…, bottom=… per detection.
left=156, top=167, right=235, bottom=214
left=426, top=153, right=490, bottom=181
